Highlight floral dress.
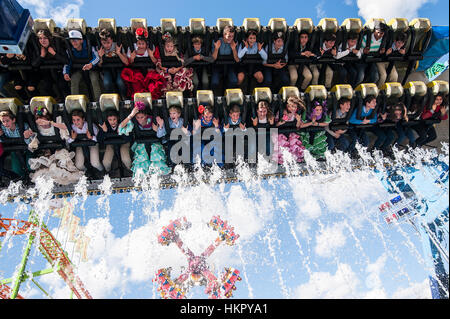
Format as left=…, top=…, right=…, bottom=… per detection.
left=156, top=52, right=194, bottom=93
left=118, top=118, right=171, bottom=176
left=299, top=112, right=331, bottom=159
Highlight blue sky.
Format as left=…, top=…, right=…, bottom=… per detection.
left=18, top=0, right=449, bottom=28
left=1, top=152, right=448, bottom=299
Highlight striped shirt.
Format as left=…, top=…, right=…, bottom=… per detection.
left=360, top=34, right=383, bottom=54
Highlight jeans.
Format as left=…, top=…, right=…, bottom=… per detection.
left=263, top=66, right=290, bottom=92
left=326, top=132, right=351, bottom=152
left=103, top=68, right=127, bottom=98
left=211, top=65, right=238, bottom=91
left=365, top=63, right=379, bottom=84
left=345, top=62, right=366, bottom=88
left=415, top=123, right=437, bottom=147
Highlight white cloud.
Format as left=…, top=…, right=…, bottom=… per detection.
left=292, top=263, right=360, bottom=298
left=18, top=0, right=84, bottom=26
left=344, top=0, right=353, bottom=5
left=356, top=0, right=434, bottom=22
left=314, top=222, right=347, bottom=258
left=392, top=279, right=432, bottom=299
left=315, top=1, right=326, bottom=19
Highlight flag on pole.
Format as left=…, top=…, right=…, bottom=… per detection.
left=425, top=53, right=449, bottom=81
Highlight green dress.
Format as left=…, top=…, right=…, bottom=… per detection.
left=299, top=113, right=331, bottom=159
left=119, top=119, right=171, bottom=176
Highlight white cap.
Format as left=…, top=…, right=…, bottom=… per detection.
left=68, top=29, right=83, bottom=40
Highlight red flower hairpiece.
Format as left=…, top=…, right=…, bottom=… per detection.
left=135, top=27, right=148, bottom=39
left=162, top=32, right=172, bottom=42
left=198, top=104, right=205, bottom=114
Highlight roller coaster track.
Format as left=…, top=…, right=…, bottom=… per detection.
left=0, top=218, right=92, bottom=299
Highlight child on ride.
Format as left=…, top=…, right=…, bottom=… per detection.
left=119, top=101, right=170, bottom=176
left=272, top=96, right=308, bottom=163
left=237, top=30, right=267, bottom=92
left=299, top=99, right=331, bottom=159
left=157, top=33, right=194, bottom=94
left=99, top=109, right=132, bottom=174
left=67, top=109, right=104, bottom=174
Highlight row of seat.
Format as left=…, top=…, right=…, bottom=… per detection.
left=6, top=16, right=432, bottom=72
left=1, top=80, right=448, bottom=150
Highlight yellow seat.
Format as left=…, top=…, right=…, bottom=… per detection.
left=242, top=18, right=261, bottom=33
left=427, top=80, right=449, bottom=96
left=134, top=92, right=152, bottom=109
left=165, top=91, right=184, bottom=108
left=279, top=86, right=300, bottom=102
left=66, top=18, right=87, bottom=34
left=98, top=18, right=116, bottom=34
left=216, top=18, right=233, bottom=34
left=403, top=81, right=427, bottom=97
left=305, top=85, right=328, bottom=100
left=65, top=95, right=89, bottom=114
left=225, top=88, right=244, bottom=106
left=99, top=94, right=120, bottom=112
left=33, top=19, right=56, bottom=33
left=331, top=84, right=353, bottom=100
left=294, top=18, right=314, bottom=34
left=29, top=96, right=56, bottom=115
left=341, top=18, right=362, bottom=33
left=381, top=82, right=404, bottom=98
left=196, top=90, right=214, bottom=106
left=388, top=18, right=409, bottom=33
left=317, top=18, right=339, bottom=33
left=0, top=98, right=22, bottom=116
left=253, top=87, right=273, bottom=104
left=161, top=18, right=177, bottom=35
left=130, top=18, right=147, bottom=33
left=355, top=83, right=379, bottom=98
left=268, top=18, right=287, bottom=33
left=189, top=18, right=206, bottom=35
left=364, top=18, right=387, bottom=31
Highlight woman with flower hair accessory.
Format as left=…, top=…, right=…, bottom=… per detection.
left=156, top=32, right=194, bottom=95
left=298, top=99, right=331, bottom=159
left=118, top=101, right=170, bottom=176
left=121, top=27, right=167, bottom=99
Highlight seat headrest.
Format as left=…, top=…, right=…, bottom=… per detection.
left=166, top=91, right=184, bottom=108
left=317, top=18, right=338, bottom=33
left=305, top=85, right=328, bottom=100
left=355, top=83, right=379, bottom=98
left=294, top=18, right=314, bottom=33
left=225, top=88, right=244, bottom=106
left=427, top=81, right=449, bottom=95
left=409, top=18, right=431, bottom=32
left=279, top=86, right=300, bottom=102
left=33, top=19, right=56, bottom=34
left=268, top=18, right=287, bottom=33
left=130, top=18, right=147, bottom=32
left=364, top=18, right=387, bottom=31
left=196, top=90, right=214, bottom=107
left=189, top=18, right=206, bottom=35
left=66, top=18, right=87, bottom=34
left=99, top=94, right=120, bottom=112
left=0, top=98, right=22, bottom=116
left=341, top=18, right=362, bottom=33
left=253, top=87, right=273, bottom=104
left=403, top=81, right=427, bottom=97
left=382, top=82, right=404, bottom=98
left=242, top=18, right=261, bottom=33
left=65, top=95, right=88, bottom=114
left=30, top=96, right=56, bottom=115
left=217, top=18, right=234, bottom=34
left=98, top=18, right=116, bottom=34
left=331, top=84, right=353, bottom=100
left=388, top=18, right=409, bottom=32
left=161, top=18, right=177, bottom=35
left=134, top=92, right=152, bottom=109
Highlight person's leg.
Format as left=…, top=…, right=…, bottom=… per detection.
left=324, top=65, right=334, bottom=89
left=336, top=65, right=348, bottom=85
left=0, top=72, right=10, bottom=98
left=387, top=64, right=398, bottom=83
left=300, top=65, right=313, bottom=90
left=89, top=70, right=102, bottom=102
left=326, top=132, right=335, bottom=151
left=263, top=66, right=273, bottom=88
left=423, top=125, right=437, bottom=145
left=371, top=127, right=387, bottom=149
left=365, top=63, right=379, bottom=84
left=405, top=127, right=417, bottom=148
left=70, top=71, right=83, bottom=95
left=115, top=70, right=128, bottom=99
left=337, top=135, right=351, bottom=152
left=102, top=144, right=114, bottom=172
left=354, top=63, right=367, bottom=87
left=376, top=62, right=388, bottom=88
left=237, top=71, right=245, bottom=86
left=120, top=142, right=132, bottom=169
left=201, top=66, right=209, bottom=90
left=89, top=144, right=104, bottom=171
left=382, top=128, right=396, bottom=150
left=415, top=123, right=430, bottom=147
left=227, top=65, right=238, bottom=88
left=74, top=146, right=86, bottom=171
left=288, top=65, right=298, bottom=86
left=102, top=69, right=114, bottom=93
left=210, top=65, right=221, bottom=89
left=310, top=64, right=320, bottom=85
